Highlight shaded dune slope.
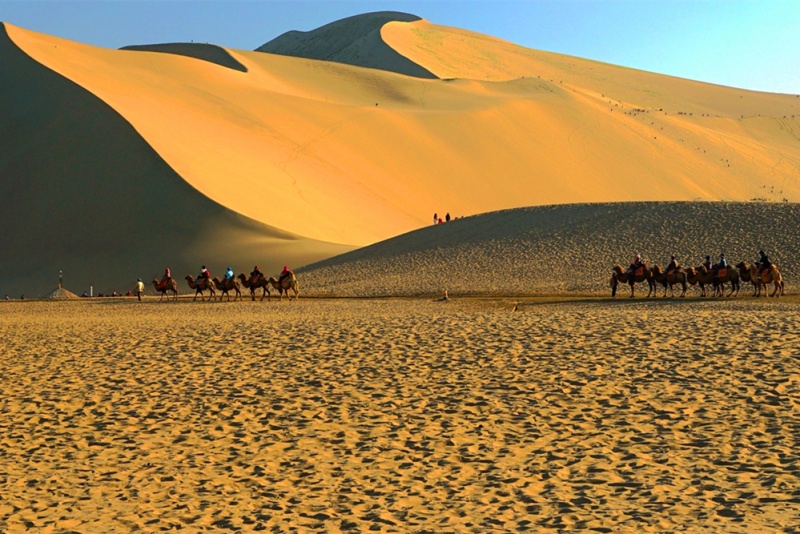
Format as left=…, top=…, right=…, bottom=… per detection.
left=298, top=202, right=800, bottom=296
left=0, top=24, right=351, bottom=297
left=121, top=43, right=247, bottom=72
left=257, top=11, right=436, bottom=79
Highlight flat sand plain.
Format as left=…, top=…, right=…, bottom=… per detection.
left=1, top=298, right=799, bottom=532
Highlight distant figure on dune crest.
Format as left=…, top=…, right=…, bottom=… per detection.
left=445, top=212, right=451, bottom=222
left=433, top=213, right=438, bottom=225
left=134, top=278, right=145, bottom=301
left=438, top=217, right=443, bottom=224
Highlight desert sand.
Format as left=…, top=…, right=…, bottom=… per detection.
left=1, top=297, right=798, bottom=532
left=2, top=12, right=800, bottom=295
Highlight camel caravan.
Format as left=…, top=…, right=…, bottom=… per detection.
left=611, top=251, right=784, bottom=299
left=150, top=265, right=299, bottom=302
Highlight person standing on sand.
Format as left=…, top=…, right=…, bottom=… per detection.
left=433, top=213, right=438, bottom=225
left=135, top=278, right=145, bottom=301
left=445, top=212, right=451, bottom=222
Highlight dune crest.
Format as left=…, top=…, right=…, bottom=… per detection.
left=256, top=11, right=436, bottom=79
left=121, top=43, right=248, bottom=72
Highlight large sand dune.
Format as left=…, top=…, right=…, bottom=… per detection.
left=1, top=13, right=799, bottom=295
left=298, top=201, right=800, bottom=297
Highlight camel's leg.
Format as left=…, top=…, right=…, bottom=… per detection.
left=611, top=275, right=617, bottom=298
left=629, top=282, right=635, bottom=298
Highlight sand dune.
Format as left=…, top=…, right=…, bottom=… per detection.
left=0, top=24, right=351, bottom=298
left=2, top=13, right=799, bottom=296
left=257, top=11, right=436, bottom=79
left=120, top=43, right=248, bottom=72
left=297, top=201, right=800, bottom=297
left=1, top=298, right=798, bottom=531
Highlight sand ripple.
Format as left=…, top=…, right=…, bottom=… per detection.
left=1, top=299, right=798, bottom=532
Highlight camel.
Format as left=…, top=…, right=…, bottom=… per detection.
left=748, top=263, right=784, bottom=297
left=238, top=273, right=272, bottom=301
left=268, top=272, right=300, bottom=301
left=711, top=266, right=740, bottom=298
left=185, top=275, right=216, bottom=301
left=648, top=266, right=687, bottom=298
left=610, top=264, right=655, bottom=298
left=151, top=278, right=178, bottom=301
left=212, top=276, right=242, bottom=301
left=685, top=265, right=739, bottom=297
left=736, top=261, right=759, bottom=296
left=685, top=266, right=714, bottom=297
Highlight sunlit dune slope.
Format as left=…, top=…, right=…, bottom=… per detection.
left=0, top=24, right=351, bottom=297
left=7, top=16, right=800, bottom=248
left=298, top=201, right=800, bottom=297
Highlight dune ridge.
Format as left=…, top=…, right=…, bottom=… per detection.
left=121, top=43, right=248, bottom=72
left=256, top=11, right=436, bottom=79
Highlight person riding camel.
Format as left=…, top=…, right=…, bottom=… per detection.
left=758, top=250, right=771, bottom=273
left=279, top=265, right=292, bottom=285
left=197, top=265, right=210, bottom=286
left=159, top=268, right=172, bottom=290
left=702, top=255, right=712, bottom=272
left=666, top=256, right=679, bottom=276
left=713, top=253, right=728, bottom=280
left=627, top=254, right=645, bottom=278
left=225, top=266, right=234, bottom=281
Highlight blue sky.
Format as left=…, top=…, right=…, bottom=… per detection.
left=2, top=0, right=798, bottom=94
